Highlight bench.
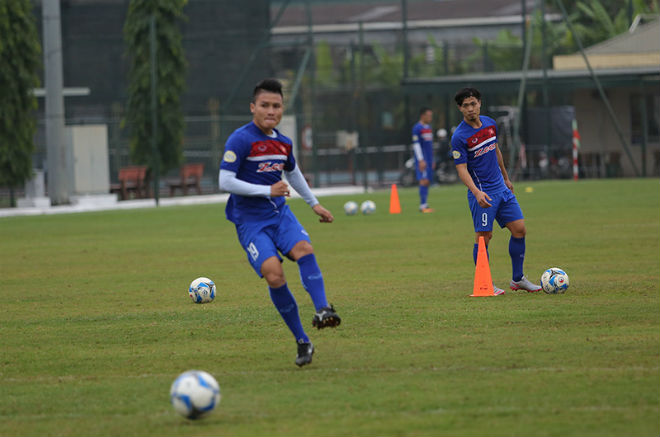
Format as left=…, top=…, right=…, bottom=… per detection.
left=110, top=165, right=147, bottom=200
left=168, top=163, right=204, bottom=196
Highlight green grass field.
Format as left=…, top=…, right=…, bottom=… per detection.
left=1, top=178, right=658, bottom=436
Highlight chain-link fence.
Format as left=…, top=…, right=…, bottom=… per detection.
left=3, top=1, right=658, bottom=207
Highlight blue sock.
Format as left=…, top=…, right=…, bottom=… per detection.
left=473, top=243, right=489, bottom=264
left=419, top=185, right=428, bottom=206
left=297, top=253, right=328, bottom=311
left=268, top=284, right=309, bottom=343
left=509, top=236, right=525, bottom=282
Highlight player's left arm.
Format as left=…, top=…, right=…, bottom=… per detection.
left=285, top=165, right=334, bottom=223
left=495, top=144, right=514, bottom=192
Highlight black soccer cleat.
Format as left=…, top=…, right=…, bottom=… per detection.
left=295, top=340, right=314, bottom=367
left=312, top=305, right=341, bottom=330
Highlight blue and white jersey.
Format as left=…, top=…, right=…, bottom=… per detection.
left=220, top=121, right=295, bottom=223
left=412, top=121, right=434, bottom=163
left=450, top=115, right=506, bottom=194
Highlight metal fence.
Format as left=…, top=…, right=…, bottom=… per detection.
left=3, top=1, right=658, bottom=207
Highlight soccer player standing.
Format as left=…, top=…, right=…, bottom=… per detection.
left=450, top=87, right=541, bottom=294
left=219, top=78, right=341, bottom=367
left=411, top=107, right=435, bottom=212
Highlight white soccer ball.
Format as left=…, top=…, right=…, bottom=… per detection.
left=170, top=370, right=221, bottom=419
left=360, top=200, right=376, bottom=215
left=540, top=267, right=569, bottom=294
left=343, top=201, right=358, bottom=215
left=189, top=277, right=216, bottom=303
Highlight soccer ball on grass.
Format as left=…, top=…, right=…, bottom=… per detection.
left=540, top=268, right=569, bottom=294
left=360, top=200, right=376, bottom=215
left=170, top=370, right=221, bottom=419
left=343, top=201, right=358, bottom=215
left=189, top=277, right=216, bottom=303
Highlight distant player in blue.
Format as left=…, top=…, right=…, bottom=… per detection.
left=450, top=87, right=541, bottom=294
left=411, top=107, right=435, bottom=212
left=219, top=78, right=340, bottom=367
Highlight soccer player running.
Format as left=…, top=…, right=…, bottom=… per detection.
left=450, top=87, right=541, bottom=294
left=219, top=78, right=340, bottom=367
left=411, top=107, right=435, bottom=213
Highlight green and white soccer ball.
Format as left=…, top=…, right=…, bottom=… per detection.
left=540, top=267, right=569, bottom=294
left=343, top=201, right=358, bottom=215
left=360, top=200, right=376, bottom=215
left=189, top=277, right=216, bottom=303
left=170, top=370, right=221, bottom=419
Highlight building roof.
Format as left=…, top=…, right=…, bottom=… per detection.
left=270, top=0, right=553, bottom=38
left=402, top=65, right=660, bottom=95
left=585, top=18, right=659, bottom=55
left=553, top=18, right=660, bottom=70
left=272, top=0, right=536, bottom=26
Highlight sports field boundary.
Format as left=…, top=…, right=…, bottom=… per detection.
left=0, top=185, right=368, bottom=218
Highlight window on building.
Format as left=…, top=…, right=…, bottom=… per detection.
left=630, top=93, right=660, bottom=144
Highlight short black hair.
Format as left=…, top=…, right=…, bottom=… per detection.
left=454, top=87, right=481, bottom=106
left=419, top=106, right=432, bottom=116
left=253, top=78, right=283, bottom=102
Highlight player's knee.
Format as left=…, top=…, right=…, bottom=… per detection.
left=263, top=270, right=286, bottom=288
left=508, top=220, right=526, bottom=238
left=476, top=232, right=492, bottom=245
left=261, top=259, right=286, bottom=287
left=290, top=241, right=313, bottom=260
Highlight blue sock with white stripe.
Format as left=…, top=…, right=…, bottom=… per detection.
left=509, top=236, right=525, bottom=282
left=297, top=253, right=328, bottom=311
left=269, top=283, right=309, bottom=343
left=473, top=243, right=489, bottom=264
left=419, top=185, right=428, bottom=207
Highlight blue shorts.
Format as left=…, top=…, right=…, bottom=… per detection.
left=415, top=166, right=431, bottom=182
left=234, top=205, right=311, bottom=277
left=468, top=188, right=524, bottom=232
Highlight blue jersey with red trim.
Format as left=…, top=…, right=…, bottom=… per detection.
left=412, top=121, right=434, bottom=163
left=220, top=121, right=295, bottom=223
left=450, top=115, right=506, bottom=194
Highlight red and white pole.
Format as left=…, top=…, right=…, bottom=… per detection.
left=572, top=119, right=580, bottom=181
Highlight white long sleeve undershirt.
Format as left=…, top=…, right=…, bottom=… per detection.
left=412, top=142, right=424, bottom=161
left=218, top=165, right=319, bottom=207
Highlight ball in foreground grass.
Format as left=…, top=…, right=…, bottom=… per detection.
left=189, top=277, right=216, bottom=303
left=170, top=370, right=221, bottom=419
left=360, top=200, right=376, bottom=215
left=540, top=268, right=569, bottom=294
left=344, top=201, right=358, bottom=215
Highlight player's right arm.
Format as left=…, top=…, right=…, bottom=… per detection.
left=219, top=132, right=286, bottom=197
left=455, top=164, right=492, bottom=208
left=412, top=125, right=426, bottom=172
left=219, top=170, right=286, bottom=197
left=451, top=130, right=491, bottom=208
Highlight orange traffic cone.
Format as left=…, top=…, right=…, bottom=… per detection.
left=471, top=236, right=495, bottom=297
left=389, top=184, right=401, bottom=214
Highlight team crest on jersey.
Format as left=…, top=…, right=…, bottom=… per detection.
left=452, top=150, right=461, bottom=159
left=223, top=150, right=237, bottom=163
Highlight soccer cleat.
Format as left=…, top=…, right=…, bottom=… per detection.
left=312, top=305, right=341, bottom=329
left=493, top=284, right=505, bottom=295
left=295, top=341, right=314, bottom=367
left=510, top=275, right=542, bottom=293
left=419, top=207, right=435, bottom=213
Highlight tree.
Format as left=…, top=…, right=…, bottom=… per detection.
left=470, top=0, right=658, bottom=72
left=0, top=0, right=41, bottom=207
left=123, top=0, right=187, bottom=176
left=554, top=0, right=659, bottom=50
